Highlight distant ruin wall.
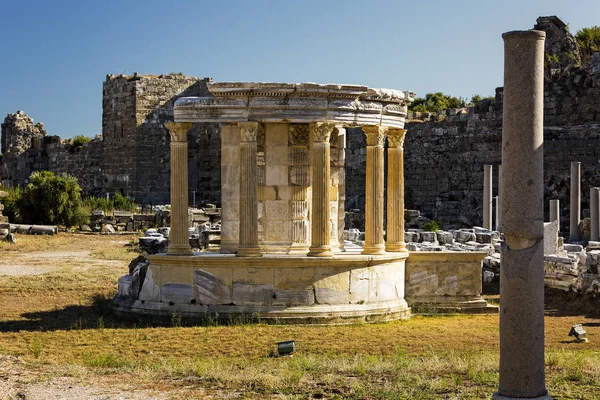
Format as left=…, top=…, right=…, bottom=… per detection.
left=1, top=74, right=222, bottom=206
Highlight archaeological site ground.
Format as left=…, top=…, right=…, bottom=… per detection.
left=1, top=14, right=600, bottom=399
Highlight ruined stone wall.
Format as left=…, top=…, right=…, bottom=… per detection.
left=2, top=74, right=222, bottom=207
left=384, top=52, right=600, bottom=230
left=102, top=73, right=221, bottom=205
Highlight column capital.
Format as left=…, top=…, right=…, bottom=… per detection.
left=387, top=128, right=407, bottom=148
left=310, top=122, right=336, bottom=143
left=363, top=125, right=387, bottom=146
left=238, top=121, right=263, bottom=142
left=165, top=122, right=192, bottom=142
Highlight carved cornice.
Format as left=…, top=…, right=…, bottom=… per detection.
left=174, top=82, right=416, bottom=129
left=238, top=121, right=263, bottom=142
left=289, top=124, right=310, bottom=145
left=387, top=128, right=407, bottom=148
left=363, top=125, right=387, bottom=146
left=310, top=122, right=336, bottom=143
left=164, top=122, right=192, bottom=142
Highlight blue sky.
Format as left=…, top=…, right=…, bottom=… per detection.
left=0, top=0, right=598, bottom=138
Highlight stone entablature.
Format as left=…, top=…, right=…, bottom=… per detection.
left=174, top=82, right=415, bottom=128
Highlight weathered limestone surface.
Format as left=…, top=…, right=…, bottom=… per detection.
left=570, top=161, right=581, bottom=242
left=165, top=122, right=193, bottom=256
left=405, top=252, right=496, bottom=313
left=495, top=29, right=549, bottom=400
left=483, top=165, right=492, bottom=229
left=362, top=126, right=386, bottom=255
left=386, top=129, right=408, bottom=252
left=112, top=253, right=411, bottom=324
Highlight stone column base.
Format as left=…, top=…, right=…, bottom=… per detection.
left=385, top=242, right=408, bottom=253
left=308, top=246, right=334, bottom=257
left=236, top=246, right=263, bottom=257
left=362, top=244, right=386, bottom=255
left=167, top=244, right=194, bottom=256
left=492, top=394, right=551, bottom=400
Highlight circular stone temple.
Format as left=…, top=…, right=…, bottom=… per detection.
left=112, top=81, right=416, bottom=324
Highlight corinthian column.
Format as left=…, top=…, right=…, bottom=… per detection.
left=386, top=128, right=408, bottom=253
left=237, top=122, right=262, bottom=257
left=308, top=122, right=335, bottom=257
left=165, top=122, right=193, bottom=256
left=362, top=125, right=387, bottom=255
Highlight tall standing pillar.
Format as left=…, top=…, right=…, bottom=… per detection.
left=494, top=196, right=499, bottom=231
left=308, top=122, right=335, bottom=257
left=362, top=125, right=387, bottom=255
left=165, top=122, right=193, bottom=256
left=494, top=30, right=549, bottom=400
left=386, top=128, right=408, bottom=252
left=570, top=161, right=581, bottom=242
left=591, top=188, right=600, bottom=241
left=498, top=165, right=503, bottom=231
left=237, top=122, right=262, bottom=257
left=483, top=164, right=493, bottom=230
left=549, top=199, right=560, bottom=226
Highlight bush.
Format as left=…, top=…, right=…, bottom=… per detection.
left=576, top=26, right=600, bottom=61
left=0, top=185, right=22, bottom=222
left=409, top=92, right=467, bottom=113
left=71, top=135, right=91, bottom=149
left=422, top=220, right=440, bottom=232
left=18, top=171, right=89, bottom=227
left=83, top=192, right=137, bottom=213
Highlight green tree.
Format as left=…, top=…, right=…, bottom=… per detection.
left=19, top=171, right=89, bottom=227
left=0, top=185, right=22, bottom=222
left=576, top=26, right=600, bottom=61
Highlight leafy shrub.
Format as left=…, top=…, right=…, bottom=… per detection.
left=18, top=171, right=89, bottom=227
left=576, top=26, right=600, bottom=61
left=71, top=135, right=91, bottom=149
left=83, top=192, right=137, bottom=213
left=422, top=220, right=440, bottom=232
left=409, top=92, right=467, bottom=113
left=0, top=185, right=22, bottom=222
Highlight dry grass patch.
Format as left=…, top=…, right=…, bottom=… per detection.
left=0, top=233, right=599, bottom=398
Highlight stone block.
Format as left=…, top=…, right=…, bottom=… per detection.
left=265, top=123, right=289, bottom=146
left=421, top=232, right=437, bottom=243
left=194, top=268, right=232, bottom=305
left=160, top=283, right=195, bottom=304
left=313, top=267, right=350, bottom=305
left=232, top=282, right=275, bottom=305
left=273, top=289, right=315, bottom=306
left=267, top=145, right=289, bottom=166
left=266, top=166, right=288, bottom=186
left=544, top=220, right=559, bottom=256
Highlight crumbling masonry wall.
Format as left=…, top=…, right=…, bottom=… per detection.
left=1, top=74, right=222, bottom=206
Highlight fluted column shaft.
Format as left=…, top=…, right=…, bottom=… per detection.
left=237, top=122, right=262, bottom=257
left=386, top=128, right=407, bottom=252
left=495, top=30, right=548, bottom=400
left=570, top=161, right=581, bottom=242
left=362, top=125, right=387, bottom=255
left=165, top=122, right=193, bottom=256
left=308, top=122, right=335, bottom=257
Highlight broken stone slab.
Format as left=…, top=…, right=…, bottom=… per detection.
left=454, top=231, right=476, bottom=243
left=564, top=244, right=584, bottom=253
left=0, top=191, right=8, bottom=198
left=420, top=232, right=437, bottom=243
left=158, top=227, right=171, bottom=238
left=139, top=236, right=168, bottom=254
left=475, top=232, right=492, bottom=243
left=436, top=231, right=454, bottom=245
left=101, top=224, right=116, bottom=233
